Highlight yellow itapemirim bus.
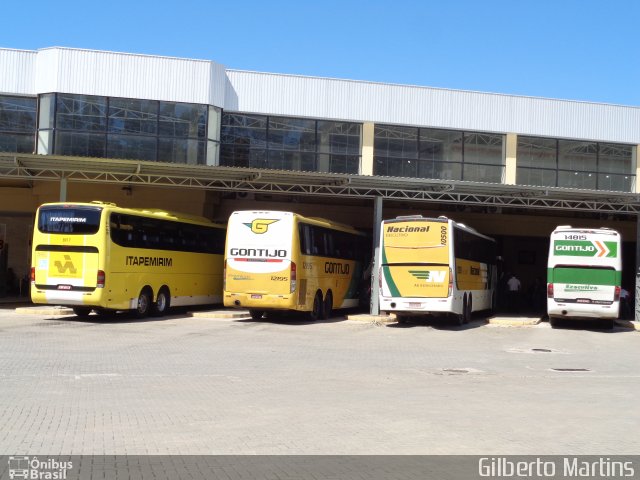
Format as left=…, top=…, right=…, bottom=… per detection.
left=224, top=210, right=368, bottom=320
left=379, top=215, right=496, bottom=324
left=31, top=201, right=225, bottom=318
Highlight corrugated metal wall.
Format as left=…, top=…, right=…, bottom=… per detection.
left=2, top=47, right=227, bottom=106
left=226, top=70, right=640, bottom=144
left=0, top=49, right=37, bottom=96
left=2, top=47, right=640, bottom=145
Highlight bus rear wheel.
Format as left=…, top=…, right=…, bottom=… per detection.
left=250, top=310, right=265, bottom=320
left=322, top=291, right=333, bottom=320
left=465, top=296, right=472, bottom=324
left=310, top=291, right=323, bottom=321
left=135, top=288, right=152, bottom=318
left=153, top=287, right=170, bottom=316
left=72, top=306, right=92, bottom=318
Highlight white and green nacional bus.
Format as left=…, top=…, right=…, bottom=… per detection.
left=547, top=226, right=622, bottom=328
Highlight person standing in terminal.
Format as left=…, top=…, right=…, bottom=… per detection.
left=506, top=273, right=522, bottom=313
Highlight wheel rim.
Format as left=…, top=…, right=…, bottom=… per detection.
left=157, top=292, right=166, bottom=312
left=138, top=293, right=149, bottom=314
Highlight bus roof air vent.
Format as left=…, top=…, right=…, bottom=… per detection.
left=395, top=215, right=424, bottom=220
left=90, top=200, right=116, bottom=206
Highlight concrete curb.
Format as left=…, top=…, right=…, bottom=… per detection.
left=190, top=310, right=250, bottom=319
left=487, top=317, right=542, bottom=327
left=15, top=306, right=74, bottom=316
left=346, top=313, right=396, bottom=325
left=615, top=319, right=640, bottom=331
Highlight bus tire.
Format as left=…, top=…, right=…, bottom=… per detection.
left=322, top=290, right=333, bottom=320
left=95, top=308, right=116, bottom=318
left=465, top=296, right=472, bottom=324
left=250, top=310, right=264, bottom=320
left=456, top=295, right=467, bottom=325
left=153, top=287, right=170, bottom=316
left=310, top=291, right=323, bottom=321
left=549, top=316, right=559, bottom=328
left=72, top=306, right=92, bottom=318
left=135, top=288, right=152, bottom=318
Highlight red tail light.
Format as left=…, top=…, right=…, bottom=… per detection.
left=547, top=283, right=554, bottom=298
left=30, top=267, right=35, bottom=283
left=614, top=286, right=621, bottom=301
left=290, top=261, right=297, bottom=293
left=448, top=267, right=453, bottom=297
left=97, top=270, right=105, bottom=288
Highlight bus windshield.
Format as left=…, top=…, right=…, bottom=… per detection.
left=38, top=206, right=102, bottom=235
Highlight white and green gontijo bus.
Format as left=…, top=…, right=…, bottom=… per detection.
left=547, top=225, right=622, bottom=328
left=378, top=215, right=497, bottom=324
left=31, top=201, right=226, bottom=318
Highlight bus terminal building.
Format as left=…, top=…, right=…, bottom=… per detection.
left=1, top=47, right=639, bottom=318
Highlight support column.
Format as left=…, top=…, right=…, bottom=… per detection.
left=361, top=122, right=375, bottom=176
left=634, top=215, right=640, bottom=322
left=634, top=145, right=639, bottom=193
left=59, top=177, right=67, bottom=202
left=370, top=196, right=383, bottom=315
left=504, top=133, right=517, bottom=185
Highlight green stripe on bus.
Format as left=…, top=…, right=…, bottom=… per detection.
left=381, top=247, right=400, bottom=297
left=548, top=267, right=621, bottom=286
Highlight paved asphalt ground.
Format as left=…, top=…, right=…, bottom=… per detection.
left=0, top=307, right=638, bottom=455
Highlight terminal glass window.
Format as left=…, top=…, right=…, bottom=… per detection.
left=220, top=112, right=361, bottom=174
left=517, top=136, right=634, bottom=192
left=0, top=95, right=36, bottom=153
left=374, top=125, right=504, bottom=182
left=40, top=93, right=208, bottom=164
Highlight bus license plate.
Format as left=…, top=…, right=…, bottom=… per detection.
left=251, top=294, right=262, bottom=299
left=408, top=302, right=422, bottom=308
left=57, top=285, right=72, bottom=290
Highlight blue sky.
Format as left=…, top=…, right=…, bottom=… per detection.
left=2, top=0, right=639, bottom=106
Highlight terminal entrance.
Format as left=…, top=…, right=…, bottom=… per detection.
left=0, top=153, right=638, bottom=321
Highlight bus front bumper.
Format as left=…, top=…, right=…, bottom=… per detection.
left=380, top=297, right=455, bottom=315
left=548, top=300, right=619, bottom=319
left=224, top=292, right=296, bottom=310
left=31, top=286, right=108, bottom=307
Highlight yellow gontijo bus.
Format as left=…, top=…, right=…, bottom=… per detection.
left=224, top=210, right=368, bottom=320
left=31, top=201, right=225, bottom=318
left=379, top=215, right=496, bottom=324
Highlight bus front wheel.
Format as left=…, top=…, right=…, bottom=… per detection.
left=153, top=287, right=170, bottom=316
left=135, top=288, right=152, bottom=318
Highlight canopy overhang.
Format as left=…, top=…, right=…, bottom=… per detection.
left=1, top=153, right=639, bottom=214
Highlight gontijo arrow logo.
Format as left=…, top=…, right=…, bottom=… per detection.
left=243, top=219, right=279, bottom=234
left=554, top=240, right=617, bottom=257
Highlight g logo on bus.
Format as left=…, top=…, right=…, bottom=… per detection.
left=244, top=219, right=279, bottom=234
left=54, top=255, right=77, bottom=275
